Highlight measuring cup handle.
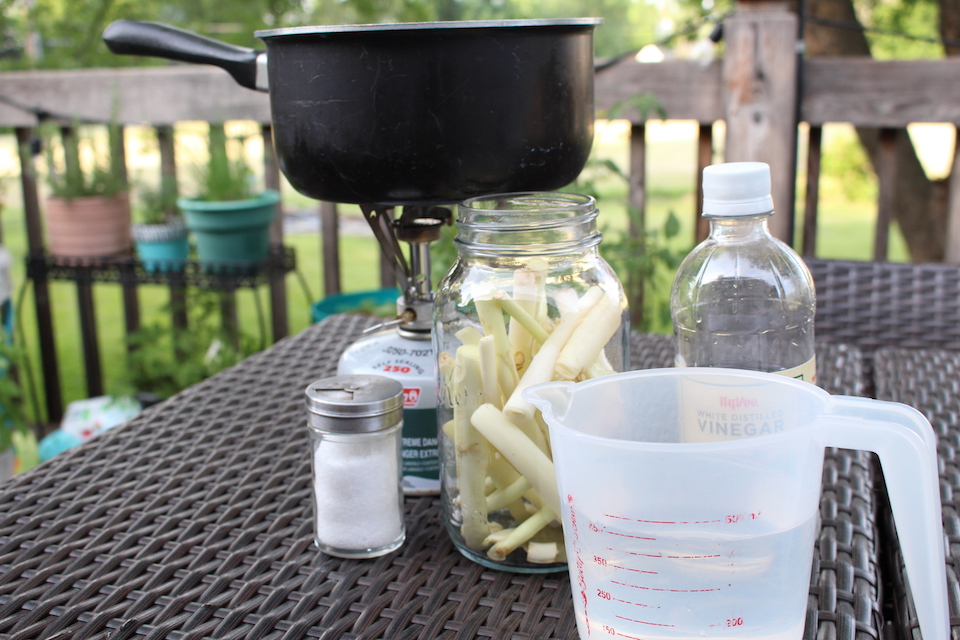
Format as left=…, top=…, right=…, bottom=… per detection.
left=821, top=395, right=948, bottom=640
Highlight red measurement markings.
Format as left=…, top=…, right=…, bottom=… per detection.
left=611, top=579, right=722, bottom=593
left=602, top=629, right=645, bottom=640
left=606, top=531, right=657, bottom=541
left=613, top=547, right=720, bottom=560
left=595, top=555, right=657, bottom=575
left=603, top=513, right=724, bottom=525
left=615, top=615, right=676, bottom=628
left=612, top=565, right=658, bottom=575
left=612, top=596, right=660, bottom=609
left=566, top=494, right=591, bottom=634
left=618, top=548, right=664, bottom=559
left=726, top=511, right=762, bottom=524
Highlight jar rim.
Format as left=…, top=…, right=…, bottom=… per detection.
left=457, top=192, right=598, bottom=231
left=454, top=191, right=601, bottom=255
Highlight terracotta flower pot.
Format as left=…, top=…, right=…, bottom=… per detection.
left=45, top=192, right=132, bottom=260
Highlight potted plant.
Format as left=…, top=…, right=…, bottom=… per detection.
left=122, top=290, right=258, bottom=401
left=132, top=188, right=190, bottom=274
left=178, top=126, right=279, bottom=273
left=43, top=124, right=132, bottom=260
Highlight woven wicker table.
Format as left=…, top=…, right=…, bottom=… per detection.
left=874, top=347, right=960, bottom=639
left=0, top=314, right=876, bottom=639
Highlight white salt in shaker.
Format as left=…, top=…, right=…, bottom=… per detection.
left=305, top=374, right=405, bottom=558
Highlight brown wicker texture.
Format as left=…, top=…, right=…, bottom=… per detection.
left=806, top=257, right=960, bottom=393
left=0, top=315, right=874, bottom=639
left=874, top=347, right=960, bottom=639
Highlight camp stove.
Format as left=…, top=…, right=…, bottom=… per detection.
left=359, top=204, right=452, bottom=332
left=336, top=204, right=452, bottom=496
left=103, top=16, right=602, bottom=497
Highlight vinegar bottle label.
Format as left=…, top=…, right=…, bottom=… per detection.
left=775, top=356, right=817, bottom=385
left=676, top=362, right=815, bottom=444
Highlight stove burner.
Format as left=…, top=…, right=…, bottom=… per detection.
left=360, top=204, right=452, bottom=332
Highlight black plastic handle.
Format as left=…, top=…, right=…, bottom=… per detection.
left=103, top=20, right=263, bottom=90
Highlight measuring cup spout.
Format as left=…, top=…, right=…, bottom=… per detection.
left=820, top=395, right=949, bottom=640
left=523, top=381, right=575, bottom=423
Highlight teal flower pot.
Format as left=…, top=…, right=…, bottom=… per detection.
left=132, top=220, right=190, bottom=274
left=311, top=288, right=401, bottom=322
left=178, top=190, right=280, bottom=274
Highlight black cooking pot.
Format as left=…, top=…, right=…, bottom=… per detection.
left=103, top=19, right=600, bottom=206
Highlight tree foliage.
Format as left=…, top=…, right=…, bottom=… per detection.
left=1, top=0, right=663, bottom=70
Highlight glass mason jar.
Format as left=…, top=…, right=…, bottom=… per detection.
left=433, top=192, right=629, bottom=572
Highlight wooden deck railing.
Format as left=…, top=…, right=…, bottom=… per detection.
left=3, top=0, right=960, bottom=421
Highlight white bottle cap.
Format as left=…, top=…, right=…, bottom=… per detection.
left=702, top=162, right=775, bottom=216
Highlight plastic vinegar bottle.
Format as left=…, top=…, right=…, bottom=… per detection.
left=670, top=162, right=817, bottom=383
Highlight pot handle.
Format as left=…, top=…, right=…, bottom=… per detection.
left=103, top=20, right=266, bottom=91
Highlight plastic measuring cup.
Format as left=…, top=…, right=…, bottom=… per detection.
left=524, top=368, right=947, bottom=640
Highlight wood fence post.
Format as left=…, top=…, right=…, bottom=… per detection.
left=15, top=127, right=63, bottom=424
left=627, top=123, right=646, bottom=329
left=320, top=201, right=341, bottom=297
left=113, top=125, right=141, bottom=348
left=261, top=124, right=288, bottom=341
left=156, top=126, right=189, bottom=333
left=802, top=125, right=823, bottom=256
left=945, top=131, right=960, bottom=263
left=875, top=128, right=898, bottom=261
left=722, top=0, right=799, bottom=243
left=696, top=124, right=714, bottom=244
left=77, top=280, right=102, bottom=398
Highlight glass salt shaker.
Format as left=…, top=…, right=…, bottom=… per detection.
left=433, top=192, right=629, bottom=572
left=305, top=374, right=405, bottom=558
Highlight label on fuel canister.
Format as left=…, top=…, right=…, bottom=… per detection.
left=338, top=329, right=440, bottom=495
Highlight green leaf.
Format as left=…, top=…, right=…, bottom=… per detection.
left=664, top=211, right=682, bottom=240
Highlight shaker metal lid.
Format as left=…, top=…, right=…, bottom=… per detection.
left=305, top=375, right=404, bottom=419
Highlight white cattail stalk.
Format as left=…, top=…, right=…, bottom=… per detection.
left=455, top=325, right=484, bottom=346
left=526, top=541, right=560, bottom=564
left=555, top=292, right=622, bottom=380
left=475, top=298, right=520, bottom=399
left=452, top=345, right=489, bottom=549
left=486, top=452, right=530, bottom=524
left=487, top=506, right=555, bottom=561
left=478, top=335, right=502, bottom=409
left=508, top=271, right=538, bottom=375
left=497, top=292, right=550, bottom=345
left=584, top=349, right=617, bottom=379
left=486, top=475, right=532, bottom=513
left=502, top=286, right=605, bottom=423
left=470, top=403, right=561, bottom=517
left=513, top=410, right=549, bottom=455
